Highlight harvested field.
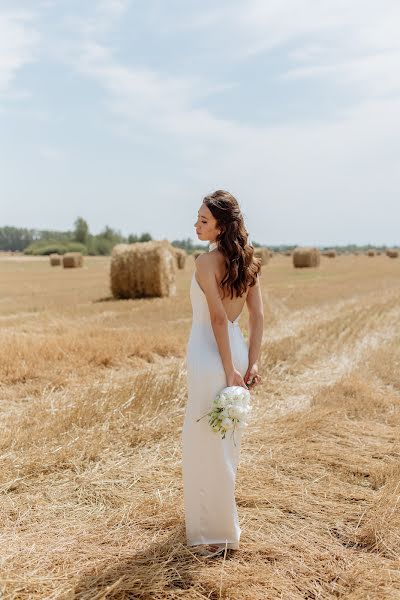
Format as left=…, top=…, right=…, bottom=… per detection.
left=0, top=253, right=400, bottom=599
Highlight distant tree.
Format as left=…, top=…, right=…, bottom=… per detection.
left=40, top=229, right=72, bottom=242
left=0, top=226, right=36, bottom=251
left=128, top=233, right=139, bottom=243
left=73, top=217, right=89, bottom=246
left=139, top=232, right=152, bottom=242
left=172, top=237, right=194, bottom=251
left=98, top=226, right=125, bottom=243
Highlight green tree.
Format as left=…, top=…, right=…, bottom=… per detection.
left=139, top=232, right=152, bottom=242
left=73, top=217, right=89, bottom=246
left=0, top=226, right=36, bottom=251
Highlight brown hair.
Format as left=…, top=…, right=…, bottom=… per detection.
left=203, top=190, right=261, bottom=299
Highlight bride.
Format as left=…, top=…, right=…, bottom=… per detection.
left=182, top=190, right=264, bottom=558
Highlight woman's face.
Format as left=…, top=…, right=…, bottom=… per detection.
left=194, top=203, right=220, bottom=242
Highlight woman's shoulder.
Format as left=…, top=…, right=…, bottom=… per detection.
left=195, top=250, right=220, bottom=273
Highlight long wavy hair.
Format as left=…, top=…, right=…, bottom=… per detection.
left=203, top=190, right=261, bottom=299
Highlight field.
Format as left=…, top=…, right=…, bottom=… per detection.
left=1, top=252, right=400, bottom=599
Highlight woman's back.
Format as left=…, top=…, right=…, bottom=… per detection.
left=195, top=246, right=250, bottom=324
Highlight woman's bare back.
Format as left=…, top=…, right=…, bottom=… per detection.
left=212, top=249, right=249, bottom=323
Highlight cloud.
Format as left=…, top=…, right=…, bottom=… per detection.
left=98, top=0, right=130, bottom=18
left=66, top=0, right=130, bottom=38
left=0, top=10, right=40, bottom=98
left=70, top=40, right=240, bottom=141
left=37, top=144, right=65, bottom=161
left=164, top=1, right=400, bottom=101
left=235, top=1, right=400, bottom=100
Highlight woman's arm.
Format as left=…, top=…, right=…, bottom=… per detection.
left=195, top=255, right=246, bottom=387
left=245, top=274, right=264, bottom=384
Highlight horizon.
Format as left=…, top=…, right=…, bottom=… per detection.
left=1, top=221, right=398, bottom=251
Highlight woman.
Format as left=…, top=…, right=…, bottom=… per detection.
left=182, top=190, right=264, bottom=558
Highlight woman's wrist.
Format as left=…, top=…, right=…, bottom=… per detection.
left=224, top=364, right=235, bottom=377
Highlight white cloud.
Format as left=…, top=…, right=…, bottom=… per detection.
left=66, top=0, right=130, bottom=38
left=237, top=1, right=400, bottom=100
left=72, top=40, right=240, bottom=141
left=98, top=0, right=130, bottom=18
left=170, top=1, right=400, bottom=101
left=0, top=10, right=39, bottom=97
left=37, top=144, right=65, bottom=161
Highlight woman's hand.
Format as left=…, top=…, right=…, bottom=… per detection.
left=244, top=362, right=261, bottom=389
left=226, top=368, right=248, bottom=389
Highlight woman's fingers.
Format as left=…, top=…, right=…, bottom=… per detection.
left=248, top=374, right=261, bottom=388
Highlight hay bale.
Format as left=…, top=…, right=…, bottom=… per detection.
left=322, top=249, right=336, bottom=258
left=367, top=250, right=375, bottom=257
left=173, top=247, right=187, bottom=269
left=284, top=251, right=292, bottom=256
left=254, top=247, right=270, bottom=266
left=110, top=240, right=176, bottom=299
left=49, top=253, right=61, bottom=266
left=62, top=252, right=83, bottom=268
left=386, top=249, right=399, bottom=258
left=293, top=247, right=320, bottom=268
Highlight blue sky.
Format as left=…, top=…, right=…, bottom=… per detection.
left=1, top=0, right=399, bottom=246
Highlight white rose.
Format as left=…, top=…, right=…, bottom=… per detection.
left=220, top=396, right=231, bottom=408
left=221, top=417, right=234, bottom=430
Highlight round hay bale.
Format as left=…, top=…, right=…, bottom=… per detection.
left=386, top=249, right=399, bottom=258
left=253, top=247, right=270, bottom=266
left=173, top=247, right=187, bottom=269
left=284, top=251, right=292, bottom=256
left=367, top=250, right=376, bottom=257
left=322, top=250, right=336, bottom=258
left=293, top=247, right=320, bottom=268
left=110, top=240, right=176, bottom=299
left=193, top=250, right=206, bottom=260
left=62, top=252, right=83, bottom=268
left=49, top=253, right=61, bottom=266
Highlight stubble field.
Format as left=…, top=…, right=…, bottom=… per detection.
left=1, top=252, right=400, bottom=599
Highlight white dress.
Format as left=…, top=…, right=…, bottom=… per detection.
left=182, top=243, right=249, bottom=549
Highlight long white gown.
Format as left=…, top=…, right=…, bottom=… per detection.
left=182, top=246, right=249, bottom=549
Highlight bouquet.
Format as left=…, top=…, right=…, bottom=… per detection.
left=196, top=385, right=252, bottom=446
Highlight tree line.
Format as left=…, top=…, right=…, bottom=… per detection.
left=0, top=221, right=394, bottom=255
left=0, top=219, right=153, bottom=255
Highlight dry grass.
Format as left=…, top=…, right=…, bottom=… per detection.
left=1, top=253, right=400, bottom=598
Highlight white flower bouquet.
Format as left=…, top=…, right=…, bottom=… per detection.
left=196, top=385, right=252, bottom=446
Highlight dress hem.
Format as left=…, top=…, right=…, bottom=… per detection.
left=186, top=539, right=240, bottom=550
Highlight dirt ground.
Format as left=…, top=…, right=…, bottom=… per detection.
left=1, top=253, right=399, bottom=599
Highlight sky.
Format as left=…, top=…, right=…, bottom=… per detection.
left=1, top=0, right=399, bottom=247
